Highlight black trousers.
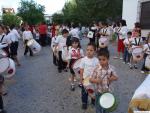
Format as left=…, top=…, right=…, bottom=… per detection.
left=24, top=40, right=33, bottom=56
left=10, top=41, right=18, bottom=58
left=40, top=34, right=47, bottom=47
left=0, top=95, right=3, bottom=110
left=58, top=51, right=67, bottom=71
left=81, top=86, right=88, bottom=104
left=53, top=53, right=58, bottom=65
left=2, top=46, right=10, bottom=57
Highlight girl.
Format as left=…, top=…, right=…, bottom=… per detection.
left=23, top=25, right=33, bottom=56
left=141, top=33, right=150, bottom=73
left=67, top=38, right=84, bottom=91
left=130, top=30, right=143, bottom=69
left=115, top=20, right=128, bottom=59
left=80, top=43, right=99, bottom=109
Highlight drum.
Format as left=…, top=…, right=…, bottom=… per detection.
left=0, top=43, right=7, bottom=49
left=62, top=46, right=69, bottom=62
left=98, top=92, right=118, bottom=112
left=87, top=31, right=94, bottom=38
left=83, top=76, right=95, bottom=94
left=72, top=58, right=82, bottom=78
left=27, top=39, right=41, bottom=54
left=0, top=58, right=9, bottom=73
left=0, top=49, right=7, bottom=58
left=132, top=47, right=143, bottom=62
left=99, top=37, right=109, bottom=48
left=0, top=58, right=16, bottom=79
left=145, top=55, right=150, bottom=70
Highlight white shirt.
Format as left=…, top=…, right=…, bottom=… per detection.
left=119, top=26, right=128, bottom=39
left=69, top=28, right=80, bottom=39
left=10, top=29, right=20, bottom=42
left=100, top=27, right=111, bottom=38
left=68, top=47, right=84, bottom=59
left=80, top=56, right=99, bottom=79
left=123, top=38, right=132, bottom=46
left=51, top=36, right=58, bottom=49
left=0, top=33, right=10, bottom=47
left=143, top=43, right=150, bottom=55
left=22, top=30, right=33, bottom=41
left=131, top=37, right=143, bottom=48
left=55, top=35, right=67, bottom=51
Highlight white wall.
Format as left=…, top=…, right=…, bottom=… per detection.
left=122, top=0, right=139, bottom=29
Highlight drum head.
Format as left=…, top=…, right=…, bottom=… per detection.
left=27, top=39, right=34, bottom=46
left=0, top=58, right=9, bottom=73
left=99, top=93, right=115, bottom=109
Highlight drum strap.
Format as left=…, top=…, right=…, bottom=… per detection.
left=134, top=38, right=141, bottom=46
left=0, top=35, right=5, bottom=43
left=102, top=28, right=107, bottom=35
left=147, top=44, right=150, bottom=50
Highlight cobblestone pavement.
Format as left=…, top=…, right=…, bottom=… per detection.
left=3, top=38, right=146, bottom=113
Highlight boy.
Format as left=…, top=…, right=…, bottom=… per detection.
left=55, top=29, right=69, bottom=73
left=90, top=50, right=118, bottom=113
left=123, top=31, right=132, bottom=64
left=80, top=43, right=99, bottom=109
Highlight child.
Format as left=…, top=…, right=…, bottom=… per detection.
left=67, top=37, right=84, bottom=91
left=55, top=29, right=69, bottom=73
left=90, top=50, right=118, bottom=113
left=99, top=22, right=110, bottom=51
left=80, top=43, right=99, bottom=109
left=123, top=31, right=132, bottom=64
left=0, top=75, right=6, bottom=113
left=23, top=25, right=33, bottom=56
left=51, top=30, right=59, bottom=66
left=141, top=34, right=150, bottom=73
left=33, top=25, right=40, bottom=43
left=130, top=30, right=143, bottom=69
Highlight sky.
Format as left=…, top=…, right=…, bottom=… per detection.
left=0, top=0, right=67, bottom=15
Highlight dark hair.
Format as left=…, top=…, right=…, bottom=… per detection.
left=102, top=22, right=108, bottom=27
left=87, top=43, right=96, bottom=51
left=134, top=22, right=141, bottom=28
left=127, top=31, right=132, bottom=35
left=10, top=24, right=15, bottom=30
left=71, top=37, right=81, bottom=48
left=97, top=50, right=109, bottom=59
left=62, top=29, right=69, bottom=34
left=120, top=19, right=127, bottom=26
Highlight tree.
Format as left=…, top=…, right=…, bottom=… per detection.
left=2, top=13, right=22, bottom=26
left=52, top=0, right=123, bottom=25
left=17, top=0, right=45, bottom=25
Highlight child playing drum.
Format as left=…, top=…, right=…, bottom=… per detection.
left=80, top=43, right=99, bottom=109
left=90, top=50, right=118, bottom=113
left=67, top=37, right=84, bottom=91
left=23, top=24, right=33, bottom=56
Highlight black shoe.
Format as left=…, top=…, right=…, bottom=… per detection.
left=134, top=65, right=138, bottom=69
left=91, top=98, right=95, bottom=106
left=70, top=85, right=75, bottom=91
left=30, top=54, right=33, bottom=56
left=78, top=83, right=83, bottom=88
left=82, top=103, right=87, bottom=110
left=64, top=68, right=68, bottom=72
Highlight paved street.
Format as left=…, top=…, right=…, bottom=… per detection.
left=4, top=38, right=146, bottom=113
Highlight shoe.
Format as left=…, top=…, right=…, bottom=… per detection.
left=64, top=68, right=68, bottom=72
left=141, top=71, right=145, bottom=74
left=30, top=54, right=33, bottom=56
left=120, top=57, right=123, bottom=60
left=122, top=62, right=126, bottom=64
left=113, top=56, right=118, bottom=59
left=134, top=65, right=138, bottom=69
left=70, top=84, right=75, bottom=91
left=129, top=65, right=133, bottom=69
left=82, top=103, right=87, bottom=110
left=78, top=83, right=83, bottom=88
left=127, top=62, right=130, bottom=65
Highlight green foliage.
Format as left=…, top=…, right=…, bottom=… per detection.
left=2, top=13, right=22, bottom=26
left=52, top=0, right=123, bottom=25
left=17, top=0, right=45, bottom=25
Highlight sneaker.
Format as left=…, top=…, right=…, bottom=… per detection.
left=127, top=62, right=130, bottom=65
left=120, top=57, right=123, bottom=60
left=134, top=65, right=138, bottom=69
left=113, top=56, right=118, bottom=59
left=70, top=84, right=75, bottom=91
left=82, top=103, right=87, bottom=110
left=58, top=70, right=62, bottom=73
left=122, top=62, right=126, bottom=64
left=78, top=83, right=83, bottom=88
left=141, top=71, right=145, bottom=74
left=129, top=65, right=133, bottom=69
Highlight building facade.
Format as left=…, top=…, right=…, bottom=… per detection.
left=122, top=0, right=150, bottom=37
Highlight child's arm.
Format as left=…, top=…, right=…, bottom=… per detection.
left=80, top=68, right=84, bottom=84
